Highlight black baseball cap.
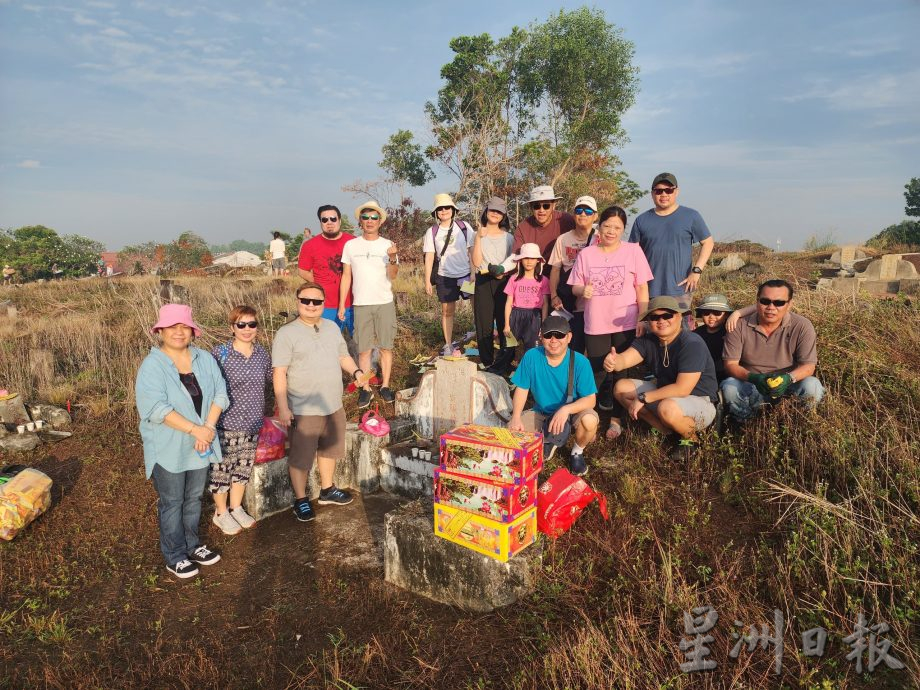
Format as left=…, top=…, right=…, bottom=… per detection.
left=652, top=172, right=678, bottom=188
left=540, top=315, right=571, bottom=335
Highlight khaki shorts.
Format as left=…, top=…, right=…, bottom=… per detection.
left=519, top=407, right=599, bottom=433
left=288, top=408, right=347, bottom=472
left=625, top=379, right=716, bottom=429
left=354, top=302, right=397, bottom=352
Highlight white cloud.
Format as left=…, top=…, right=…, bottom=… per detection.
left=781, top=69, right=920, bottom=114
left=17, top=160, right=41, bottom=168
left=100, top=27, right=129, bottom=38
left=73, top=13, right=98, bottom=26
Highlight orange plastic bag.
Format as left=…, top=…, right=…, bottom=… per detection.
left=536, top=468, right=609, bottom=538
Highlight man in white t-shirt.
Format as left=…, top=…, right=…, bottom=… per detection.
left=339, top=200, right=399, bottom=408
left=269, top=232, right=287, bottom=276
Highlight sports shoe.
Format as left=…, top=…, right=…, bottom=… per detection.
left=568, top=450, right=588, bottom=477
left=189, top=545, right=221, bottom=566
left=669, top=438, right=699, bottom=462
left=357, top=389, right=373, bottom=408
left=229, top=506, right=256, bottom=529
left=379, top=387, right=395, bottom=403
left=213, top=510, right=242, bottom=536
left=597, top=385, right=615, bottom=412
left=166, top=559, right=199, bottom=579
left=292, top=497, right=315, bottom=522
left=442, top=343, right=454, bottom=356
left=317, top=485, right=354, bottom=506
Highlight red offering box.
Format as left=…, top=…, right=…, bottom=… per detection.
left=434, top=467, right=539, bottom=523
left=439, top=424, right=542, bottom=484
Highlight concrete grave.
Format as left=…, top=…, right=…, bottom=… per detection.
left=862, top=255, right=918, bottom=281
left=830, top=245, right=866, bottom=267
left=716, top=253, right=745, bottom=272
left=379, top=441, right=438, bottom=499
left=383, top=500, right=541, bottom=612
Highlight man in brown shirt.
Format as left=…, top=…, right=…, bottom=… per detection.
left=511, top=185, right=575, bottom=277
left=721, top=279, right=824, bottom=420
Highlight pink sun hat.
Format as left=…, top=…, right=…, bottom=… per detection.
left=151, top=303, right=202, bottom=336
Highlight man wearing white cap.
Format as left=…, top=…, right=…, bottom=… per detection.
left=512, top=184, right=575, bottom=277
left=339, top=200, right=399, bottom=408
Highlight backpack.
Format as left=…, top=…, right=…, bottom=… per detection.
left=429, top=221, right=469, bottom=286
left=555, top=229, right=595, bottom=312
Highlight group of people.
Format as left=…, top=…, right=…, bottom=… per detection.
left=136, top=179, right=825, bottom=578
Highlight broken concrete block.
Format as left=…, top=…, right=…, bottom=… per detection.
left=0, top=433, right=40, bottom=453
left=27, top=404, right=72, bottom=430
left=716, top=253, right=745, bottom=272
left=379, top=442, right=437, bottom=499
left=0, top=394, right=30, bottom=425
left=383, top=499, right=541, bottom=612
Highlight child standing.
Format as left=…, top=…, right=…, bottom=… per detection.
left=503, top=243, right=550, bottom=354
left=693, top=294, right=733, bottom=382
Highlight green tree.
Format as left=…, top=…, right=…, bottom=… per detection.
left=0, top=225, right=100, bottom=280
left=905, top=177, right=920, bottom=217
left=867, top=220, right=920, bottom=250
left=119, top=241, right=162, bottom=274
left=162, top=232, right=212, bottom=272
left=59, top=234, right=105, bottom=277
left=381, top=130, right=435, bottom=189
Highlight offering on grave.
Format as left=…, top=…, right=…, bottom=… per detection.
left=434, top=467, right=538, bottom=523
left=439, top=424, right=542, bottom=484
left=433, top=502, right=536, bottom=562
left=0, top=467, right=52, bottom=541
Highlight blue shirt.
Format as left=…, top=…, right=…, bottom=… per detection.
left=211, top=341, right=272, bottom=434
left=628, top=205, right=711, bottom=298
left=511, top=347, right=597, bottom=415
left=135, top=346, right=229, bottom=479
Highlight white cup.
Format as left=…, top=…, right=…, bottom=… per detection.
left=16, top=425, right=25, bottom=434
left=26, top=422, right=35, bottom=431
left=423, top=450, right=432, bottom=461
left=35, top=420, right=44, bottom=429
left=411, top=447, right=419, bottom=458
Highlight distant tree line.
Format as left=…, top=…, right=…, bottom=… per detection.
left=868, top=177, right=920, bottom=249
left=0, top=225, right=103, bottom=280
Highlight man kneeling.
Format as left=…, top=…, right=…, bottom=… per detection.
left=604, top=296, right=719, bottom=459
left=508, top=315, right=598, bottom=476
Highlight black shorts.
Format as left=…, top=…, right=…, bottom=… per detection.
left=435, top=274, right=469, bottom=303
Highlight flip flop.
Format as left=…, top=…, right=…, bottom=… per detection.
left=605, top=419, right=623, bottom=441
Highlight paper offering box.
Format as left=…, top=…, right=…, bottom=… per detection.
left=434, top=467, right=538, bottom=523
left=434, top=502, right=537, bottom=562
left=439, top=425, right=542, bottom=484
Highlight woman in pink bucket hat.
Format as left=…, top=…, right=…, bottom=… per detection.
left=135, top=303, right=229, bottom=579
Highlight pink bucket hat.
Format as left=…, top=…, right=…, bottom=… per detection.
left=511, top=243, right=543, bottom=261
left=151, top=303, right=202, bottom=336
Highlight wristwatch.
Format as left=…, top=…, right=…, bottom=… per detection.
left=691, top=266, right=703, bottom=275
left=637, top=392, right=647, bottom=404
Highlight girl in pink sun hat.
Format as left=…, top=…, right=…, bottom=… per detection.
left=503, top=243, right=550, bottom=360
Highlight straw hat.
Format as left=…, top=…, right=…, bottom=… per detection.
left=431, top=193, right=459, bottom=217
left=354, top=200, right=388, bottom=225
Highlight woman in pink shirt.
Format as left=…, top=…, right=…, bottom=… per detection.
left=503, top=243, right=550, bottom=357
left=568, top=206, right=652, bottom=438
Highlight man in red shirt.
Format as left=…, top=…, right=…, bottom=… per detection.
left=512, top=185, right=576, bottom=277
left=298, top=204, right=355, bottom=332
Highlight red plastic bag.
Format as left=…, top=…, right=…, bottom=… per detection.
left=254, top=417, right=287, bottom=464
left=536, top=468, right=609, bottom=538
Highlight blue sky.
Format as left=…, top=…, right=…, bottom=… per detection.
left=1, top=0, right=918, bottom=251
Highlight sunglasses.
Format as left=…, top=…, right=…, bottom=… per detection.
left=530, top=202, right=553, bottom=210
left=320, top=216, right=339, bottom=223
left=697, top=310, right=725, bottom=317
left=574, top=207, right=596, bottom=216
left=758, top=298, right=789, bottom=307
left=647, top=312, right=676, bottom=322
left=298, top=297, right=324, bottom=306
left=435, top=206, right=453, bottom=213
left=234, top=321, right=258, bottom=329
left=652, top=187, right=676, bottom=195
left=542, top=331, right=567, bottom=340
left=360, top=213, right=380, bottom=221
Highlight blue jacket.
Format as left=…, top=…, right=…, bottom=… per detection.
left=135, top=346, right=229, bottom=479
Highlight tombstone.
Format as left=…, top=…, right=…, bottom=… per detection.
left=0, top=393, right=30, bottom=425
left=717, top=253, right=745, bottom=272
left=0, top=301, right=17, bottom=319
left=860, top=255, right=918, bottom=281
left=29, top=349, right=54, bottom=391
left=158, top=279, right=189, bottom=305
left=830, top=245, right=866, bottom=267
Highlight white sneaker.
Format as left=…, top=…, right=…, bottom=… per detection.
left=229, top=506, right=256, bottom=529
left=213, top=510, right=241, bottom=535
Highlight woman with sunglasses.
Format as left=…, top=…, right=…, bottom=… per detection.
left=567, top=205, right=653, bottom=440
left=208, top=305, right=272, bottom=535
left=136, top=303, right=228, bottom=579
left=549, top=195, right=601, bottom=354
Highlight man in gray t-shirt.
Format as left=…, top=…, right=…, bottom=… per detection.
left=273, top=282, right=368, bottom=522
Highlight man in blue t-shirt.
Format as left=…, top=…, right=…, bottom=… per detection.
left=603, top=296, right=718, bottom=460
left=509, top=315, right=598, bottom=476
left=628, top=173, right=715, bottom=314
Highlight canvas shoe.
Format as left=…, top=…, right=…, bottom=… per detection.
left=166, top=559, right=199, bottom=579
left=543, top=442, right=558, bottom=461
left=189, top=545, right=221, bottom=566
left=357, top=389, right=373, bottom=408
left=441, top=343, right=454, bottom=356
left=568, top=450, right=588, bottom=477
left=292, top=497, right=315, bottom=522
left=317, top=485, right=354, bottom=506
left=229, top=506, right=256, bottom=529
left=213, top=510, right=242, bottom=536
left=379, top=386, right=395, bottom=403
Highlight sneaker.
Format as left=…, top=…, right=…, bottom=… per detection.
left=166, top=559, right=199, bottom=579
left=357, top=389, right=373, bottom=408
left=229, top=506, right=256, bottom=529
left=568, top=451, right=588, bottom=477
left=441, top=343, right=454, bottom=356
left=597, top=386, right=615, bottom=412
left=213, top=510, right=242, bottom=536
left=189, top=545, right=221, bottom=566
left=669, top=438, right=699, bottom=462
left=317, top=485, right=354, bottom=506
left=379, top=386, right=395, bottom=403
left=543, top=443, right=558, bottom=461
left=292, top=497, right=315, bottom=522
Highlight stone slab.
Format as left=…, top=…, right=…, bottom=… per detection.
left=0, top=394, right=30, bottom=425
left=716, top=253, right=745, bottom=272
left=0, top=433, right=40, bottom=453
left=379, top=442, right=438, bottom=499
left=383, top=499, right=541, bottom=612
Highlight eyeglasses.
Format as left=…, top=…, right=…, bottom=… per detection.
left=758, top=298, right=789, bottom=307
left=697, top=310, right=724, bottom=317
left=541, top=331, right=567, bottom=340
left=530, top=202, right=553, bottom=210
left=647, top=312, right=676, bottom=322
left=574, top=207, right=596, bottom=216
left=320, top=216, right=338, bottom=223
left=298, top=297, right=324, bottom=306
left=652, top=187, right=676, bottom=195
left=435, top=206, right=453, bottom=213
left=234, top=321, right=258, bottom=329
left=360, top=213, right=380, bottom=221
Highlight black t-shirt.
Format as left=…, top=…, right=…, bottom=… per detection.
left=179, top=372, right=203, bottom=417
left=630, top=329, right=719, bottom=402
left=693, top=325, right=727, bottom=381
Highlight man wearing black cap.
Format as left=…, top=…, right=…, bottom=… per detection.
left=629, top=173, right=714, bottom=314
left=603, top=296, right=719, bottom=459
left=508, top=315, right=598, bottom=476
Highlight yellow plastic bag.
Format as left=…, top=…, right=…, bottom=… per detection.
left=0, top=468, right=52, bottom=541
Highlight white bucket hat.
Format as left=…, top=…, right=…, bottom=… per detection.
left=511, top=243, right=543, bottom=261
left=527, top=185, right=561, bottom=204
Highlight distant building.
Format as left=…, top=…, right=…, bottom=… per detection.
left=100, top=252, right=126, bottom=275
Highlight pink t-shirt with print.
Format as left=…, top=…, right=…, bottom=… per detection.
left=503, top=274, right=550, bottom=309
left=567, top=243, right=653, bottom=335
